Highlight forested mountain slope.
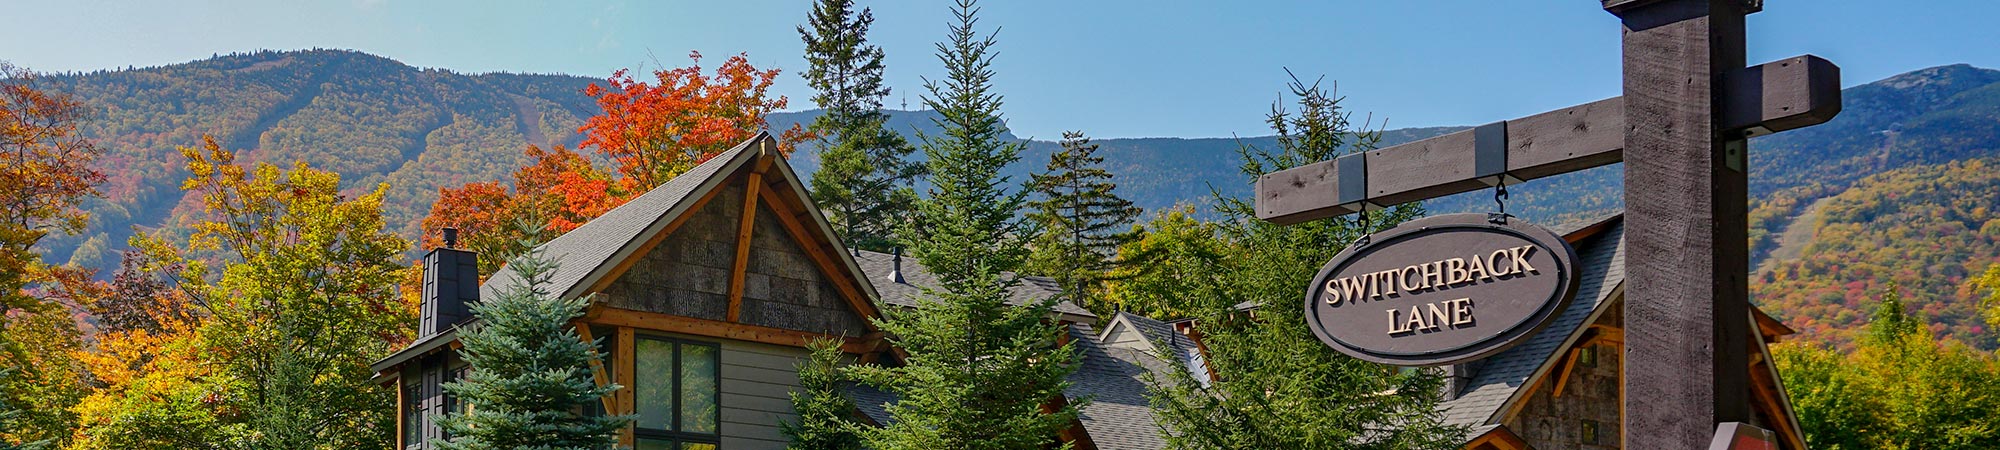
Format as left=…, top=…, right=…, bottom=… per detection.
left=1753, top=159, right=2000, bottom=348
left=42, top=49, right=601, bottom=270
left=29, top=51, right=2000, bottom=349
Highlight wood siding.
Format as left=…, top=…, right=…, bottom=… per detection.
left=600, top=182, right=868, bottom=337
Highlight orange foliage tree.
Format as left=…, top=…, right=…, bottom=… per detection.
left=1, top=61, right=104, bottom=446
left=580, top=51, right=807, bottom=189
left=419, top=52, right=804, bottom=276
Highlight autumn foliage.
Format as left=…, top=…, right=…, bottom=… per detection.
left=582, top=51, right=806, bottom=189
left=421, top=52, right=804, bottom=275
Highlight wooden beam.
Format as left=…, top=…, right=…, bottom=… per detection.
left=573, top=321, right=616, bottom=414
left=1614, top=0, right=1756, bottom=447
left=395, top=376, right=405, bottom=450
left=1465, top=426, right=1530, bottom=450
left=1254, top=56, right=1838, bottom=225
left=588, top=306, right=878, bottom=354
left=1553, top=346, right=1584, bottom=398
left=727, top=164, right=768, bottom=322
left=758, top=186, right=884, bottom=322
left=615, top=326, right=635, bottom=447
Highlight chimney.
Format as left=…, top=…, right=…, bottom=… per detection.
left=886, top=247, right=906, bottom=284
left=420, top=227, right=479, bottom=338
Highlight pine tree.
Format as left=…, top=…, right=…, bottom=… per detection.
left=800, top=0, right=923, bottom=252
left=1145, top=74, right=1464, bottom=449
left=440, top=233, right=626, bottom=450
left=848, top=1, right=1083, bottom=448
left=1025, top=131, right=1143, bottom=315
left=780, top=339, right=863, bottom=450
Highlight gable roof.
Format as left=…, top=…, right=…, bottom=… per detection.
left=849, top=249, right=1096, bottom=322
left=1066, top=322, right=1171, bottom=450
left=479, top=133, right=881, bottom=311
left=375, top=132, right=889, bottom=375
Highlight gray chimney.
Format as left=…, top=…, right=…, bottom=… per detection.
left=420, top=227, right=479, bottom=337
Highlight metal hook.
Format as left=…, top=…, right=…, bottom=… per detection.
left=1488, top=180, right=1511, bottom=224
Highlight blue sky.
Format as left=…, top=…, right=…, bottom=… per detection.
left=2, top=1, right=1993, bottom=139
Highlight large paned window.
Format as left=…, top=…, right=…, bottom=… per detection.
left=635, top=336, right=720, bottom=449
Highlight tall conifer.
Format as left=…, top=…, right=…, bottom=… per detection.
left=1025, top=131, right=1143, bottom=314
left=848, top=1, right=1083, bottom=448
left=440, top=233, right=625, bottom=450
left=1145, top=74, right=1462, bottom=449
left=800, top=0, right=922, bottom=252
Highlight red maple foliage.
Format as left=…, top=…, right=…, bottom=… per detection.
left=417, top=52, right=804, bottom=276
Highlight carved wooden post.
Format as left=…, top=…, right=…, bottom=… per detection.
left=1605, top=0, right=1755, bottom=446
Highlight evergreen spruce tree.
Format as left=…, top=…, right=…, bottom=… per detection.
left=1024, top=131, right=1143, bottom=315
left=848, top=0, right=1083, bottom=448
left=780, top=339, right=863, bottom=450
left=800, top=0, right=923, bottom=252
left=440, top=230, right=625, bottom=450
left=1145, top=74, right=1464, bottom=449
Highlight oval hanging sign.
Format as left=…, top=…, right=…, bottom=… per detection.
left=1304, top=213, right=1579, bottom=366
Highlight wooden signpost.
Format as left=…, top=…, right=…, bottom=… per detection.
left=1254, top=0, right=1842, bottom=447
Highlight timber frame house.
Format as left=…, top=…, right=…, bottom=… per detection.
left=372, top=133, right=1157, bottom=449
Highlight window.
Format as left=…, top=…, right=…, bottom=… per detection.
left=402, top=381, right=421, bottom=449
left=442, top=366, right=468, bottom=439
left=635, top=337, right=720, bottom=448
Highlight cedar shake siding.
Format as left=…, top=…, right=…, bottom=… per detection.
left=599, top=181, right=867, bottom=337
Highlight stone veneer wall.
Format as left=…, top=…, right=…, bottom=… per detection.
left=602, top=182, right=868, bottom=336
left=1505, top=307, right=1624, bottom=450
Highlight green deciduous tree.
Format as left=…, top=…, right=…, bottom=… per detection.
left=1025, top=131, right=1143, bottom=315
left=0, top=369, right=52, bottom=450
left=439, top=236, right=626, bottom=450
left=800, top=0, right=923, bottom=252
left=1976, top=263, right=2000, bottom=338
left=110, top=136, right=410, bottom=449
left=1103, top=205, right=1226, bottom=319
left=848, top=1, right=1082, bottom=448
left=1144, top=74, right=1462, bottom=449
left=1776, top=284, right=2000, bottom=450
left=781, top=339, right=863, bottom=450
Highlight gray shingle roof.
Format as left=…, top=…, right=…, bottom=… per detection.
left=844, top=382, right=896, bottom=426
left=1436, top=215, right=1627, bottom=430
left=848, top=249, right=1096, bottom=320
left=1067, top=322, right=1169, bottom=450
left=1103, top=312, right=1203, bottom=376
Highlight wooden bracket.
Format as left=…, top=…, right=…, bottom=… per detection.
left=726, top=170, right=766, bottom=323
left=573, top=321, right=618, bottom=414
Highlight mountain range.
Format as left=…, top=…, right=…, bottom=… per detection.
left=28, top=50, right=2000, bottom=348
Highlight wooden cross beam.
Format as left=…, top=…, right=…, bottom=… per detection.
left=1254, top=1, right=1841, bottom=448
left=1254, top=55, right=1837, bottom=225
